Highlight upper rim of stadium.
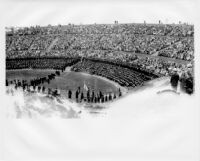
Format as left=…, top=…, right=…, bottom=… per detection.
left=5, top=22, right=194, bottom=36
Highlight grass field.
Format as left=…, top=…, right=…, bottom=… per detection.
left=6, top=69, right=123, bottom=98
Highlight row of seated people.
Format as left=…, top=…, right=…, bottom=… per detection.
left=6, top=32, right=193, bottom=61
left=125, top=55, right=193, bottom=78
left=81, top=57, right=194, bottom=86
left=6, top=55, right=194, bottom=82
left=6, top=56, right=194, bottom=94
left=6, top=23, right=194, bottom=37
left=70, top=59, right=194, bottom=94
left=71, top=59, right=154, bottom=88
left=6, top=58, right=80, bottom=70
left=69, top=55, right=193, bottom=80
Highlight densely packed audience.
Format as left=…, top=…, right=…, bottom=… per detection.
left=6, top=22, right=194, bottom=94
left=6, top=58, right=79, bottom=70
left=6, top=23, right=194, bottom=60
left=71, top=59, right=155, bottom=88
left=158, top=37, right=194, bottom=60
left=6, top=23, right=194, bottom=36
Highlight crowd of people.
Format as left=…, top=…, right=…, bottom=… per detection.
left=69, top=87, right=121, bottom=103
left=6, top=23, right=194, bottom=61
left=6, top=70, right=122, bottom=104
left=6, top=70, right=61, bottom=95
left=6, top=58, right=79, bottom=70
left=158, top=37, right=194, bottom=61
left=71, top=59, right=155, bottom=88
left=6, top=23, right=193, bottom=36
left=6, top=22, right=194, bottom=95
left=170, top=70, right=193, bottom=94
left=128, top=55, right=193, bottom=77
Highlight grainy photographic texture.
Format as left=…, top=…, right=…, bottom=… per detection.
left=1, top=0, right=199, bottom=160
left=5, top=22, right=194, bottom=118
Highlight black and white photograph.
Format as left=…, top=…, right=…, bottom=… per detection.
left=0, top=0, right=199, bottom=161
left=5, top=2, right=194, bottom=119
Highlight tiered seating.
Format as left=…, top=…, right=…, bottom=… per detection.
left=71, top=59, right=155, bottom=88
left=6, top=23, right=194, bottom=88
left=6, top=23, right=194, bottom=61
left=6, top=58, right=80, bottom=70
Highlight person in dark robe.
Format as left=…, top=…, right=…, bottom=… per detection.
left=42, top=86, right=45, bottom=93
left=87, top=90, right=90, bottom=102
left=80, top=92, right=84, bottom=102
left=99, top=91, right=103, bottom=99
left=170, top=72, right=179, bottom=91
left=101, top=95, right=104, bottom=103
left=33, top=85, right=36, bottom=91
left=6, top=80, right=8, bottom=86
left=17, top=80, right=21, bottom=87
left=113, top=94, right=116, bottom=99
left=94, top=97, right=97, bottom=103
left=22, top=84, right=26, bottom=91
left=109, top=94, right=112, bottom=101
left=75, top=90, right=79, bottom=102
left=92, top=90, right=95, bottom=103
left=14, top=84, right=17, bottom=90
left=105, top=95, right=108, bottom=102
left=185, top=77, right=193, bottom=94
left=119, top=88, right=122, bottom=97
left=68, top=90, right=72, bottom=99
left=38, top=86, right=41, bottom=92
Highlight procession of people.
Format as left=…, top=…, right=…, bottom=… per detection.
left=6, top=74, right=122, bottom=104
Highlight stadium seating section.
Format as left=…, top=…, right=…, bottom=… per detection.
left=71, top=59, right=156, bottom=88
left=6, top=23, right=194, bottom=89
